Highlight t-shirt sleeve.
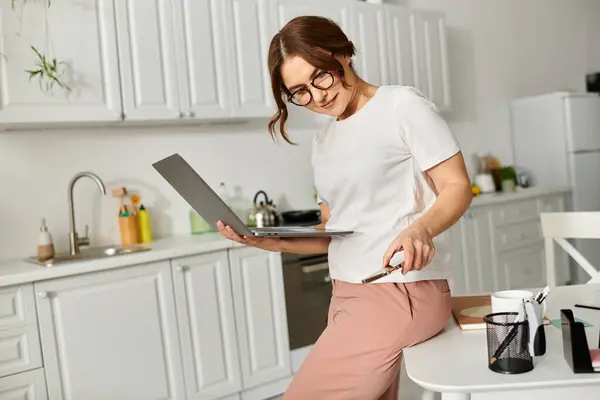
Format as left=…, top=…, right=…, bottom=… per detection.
left=395, top=87, right=460, bottom=171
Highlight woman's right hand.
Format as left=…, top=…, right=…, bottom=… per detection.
left=216, top=221, right=283, bottom=252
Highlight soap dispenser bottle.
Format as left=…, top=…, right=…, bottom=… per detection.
left=37, top=218, right=55, bottom=262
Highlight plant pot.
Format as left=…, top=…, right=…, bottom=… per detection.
left=501, top=179, right=516, bottom=193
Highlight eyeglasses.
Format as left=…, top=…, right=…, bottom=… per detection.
left=286, top=71, right=335, bottom=107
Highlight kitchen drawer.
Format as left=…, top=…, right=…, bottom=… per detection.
left=494, top=220, right=542, bottom=252
left=0, top=325, right=42, bottom=378
left=0, top=285, right=36, bottom=331
left=0, top=368, right=48, bottom=400
left=497, top=245, right=545, bottom=290
left=491, top=200, right=538, bottom=226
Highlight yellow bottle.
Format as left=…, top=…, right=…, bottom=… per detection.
left=137, top=204, right=153, bottom=243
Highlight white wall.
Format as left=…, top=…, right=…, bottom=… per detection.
left=0, top=120, right=319, bottom=261
left=395, top=0, right=600, bottom=172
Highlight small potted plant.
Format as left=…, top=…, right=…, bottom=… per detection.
left=497, top=166, right=517, bottom=193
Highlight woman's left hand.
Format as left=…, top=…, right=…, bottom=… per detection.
left=382, top=222, right=435, bottom=274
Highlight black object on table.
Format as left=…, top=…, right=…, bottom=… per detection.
left=560, top=309, right=600, bottom=374
left=484, top=312, right=533, bottom=374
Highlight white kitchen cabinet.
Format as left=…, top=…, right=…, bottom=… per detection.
left=450, top=208, right=495, bottom=294
left=409, top=10, right=451, bottom=111
left=228, top=0, right=277, bottom=118
left=274, top=0, right=353, bottom=34
left=171, top=0, right=231, bottom=120
left=171, top=251, right=242, bottom=400
left=384, top=5, right=416, bottom=87
left=35, top=261, right=185, bottom=400
left=449, top=191, right=569, bottom=295
left=350, top=2, right=388, bottom=86
left=497, top=245, right=546, bottom=290
left=0, top=284, right=36, bottom=330
left=0, top=0, right=122, bottom=124
left=0, top=368, right=48, bottom=400
left=116, top=0, right=273, bottom=122
left=229, top=247, right=291, bottom=392
left=114, top=0, right=181, bottom=120
left=0, top=325, right=42, bottom=378
left=0, top=0, right=452, bottom=126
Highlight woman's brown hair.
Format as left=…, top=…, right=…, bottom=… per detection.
left=267, top=16, right=356, bottom=144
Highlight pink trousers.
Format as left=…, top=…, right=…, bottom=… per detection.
left=283, top=278, right=452, bottom=400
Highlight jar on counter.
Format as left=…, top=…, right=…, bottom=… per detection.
left=189, top=210, right=215, bottom=234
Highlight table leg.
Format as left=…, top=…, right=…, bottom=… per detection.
left=441, top=392, right=470, bottom=400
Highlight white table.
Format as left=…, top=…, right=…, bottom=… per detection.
left=403, top=284, right=600, bottom=400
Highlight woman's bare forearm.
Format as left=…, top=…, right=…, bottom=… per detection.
left=415, top=181, right=472, bottom=238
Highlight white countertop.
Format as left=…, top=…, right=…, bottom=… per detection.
left=0, top=233, right=235, bottom=288
left=471, top=186, right=569, bottom=207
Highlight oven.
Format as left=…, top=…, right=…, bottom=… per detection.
left=282, top=251, right=331, bottom=350
left=279, top=209, right=331, bottom=350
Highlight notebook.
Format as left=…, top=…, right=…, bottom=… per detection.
left=451, top=294, right=550, bottom=331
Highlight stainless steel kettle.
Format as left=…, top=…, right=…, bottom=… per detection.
left=248, top=190, right=280, bottom=227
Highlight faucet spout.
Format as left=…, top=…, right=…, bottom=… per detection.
left=68, top=172, right=107, bottom=256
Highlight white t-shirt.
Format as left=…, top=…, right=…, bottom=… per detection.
left=311, top=85, right=460, bottom=284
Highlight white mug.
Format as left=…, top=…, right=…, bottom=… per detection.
left=491, top=289, right=546, bottom=316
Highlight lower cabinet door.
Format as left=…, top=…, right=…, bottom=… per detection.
left=0, top=369, right=48, bottom=400
left=229, top=248, right=291, bottom=390
left=171, top=251, right=243, bottom=400
left=34, top=261, right=185, bottom=400
left=497, top=245, right=546, bottom=290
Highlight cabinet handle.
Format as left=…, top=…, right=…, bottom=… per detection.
left=175, top=266, right=187, bottom=272
left=38, top=291, right=48, bottom=298
left=179, top=112, right=184, bottom=118
left=187, top=111, right=196, bottom=118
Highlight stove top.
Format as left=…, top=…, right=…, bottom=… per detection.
left=279, top=209, right=321, bottom=227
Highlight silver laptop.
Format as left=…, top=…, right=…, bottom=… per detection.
left=152, top=153, right=353, bottom=238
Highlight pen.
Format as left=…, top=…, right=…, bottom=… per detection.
left=361, top=266, right=402, bottom=284
left=574, top=304, right=600, bottom=311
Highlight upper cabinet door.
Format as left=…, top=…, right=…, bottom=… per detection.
left=409, top=10, right=451, bottom=111
left=0, top=0, right=122, bottom=124
left=172, top=0, right=231, bottom=120
left=350, top=2, right=388, bottom=86
left=114, top=0, right=181, bottom=121
left=274, top=0, right=353, bottom=34
left=227, top=0, right=277, bottom=118
left=384, top=5, right=416, bottom=88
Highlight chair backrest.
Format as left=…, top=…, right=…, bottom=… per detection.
left=540, top=212, right=600, bottom=286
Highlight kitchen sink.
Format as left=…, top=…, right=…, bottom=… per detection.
left=25, top=244, right=152, bottom=267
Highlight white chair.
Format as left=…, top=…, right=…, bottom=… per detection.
left=540, top=211, right=600, bottom=286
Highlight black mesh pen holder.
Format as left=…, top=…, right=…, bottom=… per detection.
left=483, top=312, right=534, bottom=374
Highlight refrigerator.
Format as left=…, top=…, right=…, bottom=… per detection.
left=510, top=92, right=600, bottom=284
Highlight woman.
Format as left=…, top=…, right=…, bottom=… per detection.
left=217, top=15, right=472, bottom=399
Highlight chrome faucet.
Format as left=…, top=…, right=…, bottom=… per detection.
left=68, top=172, right=107, bottom=255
